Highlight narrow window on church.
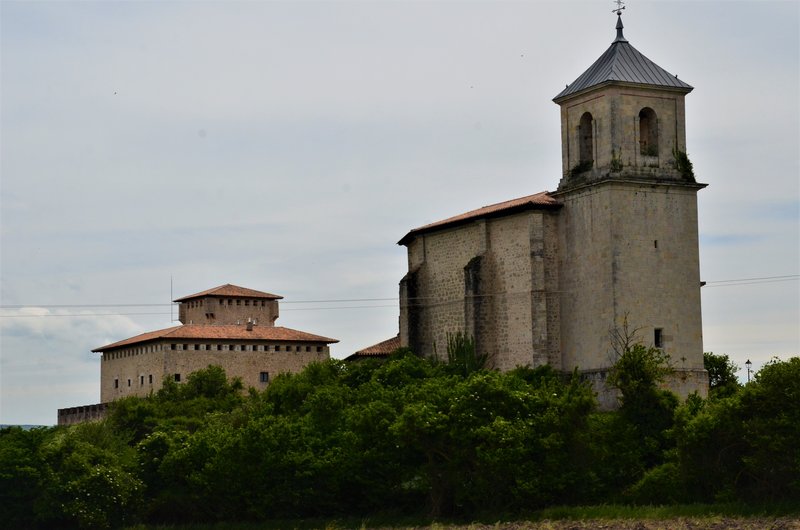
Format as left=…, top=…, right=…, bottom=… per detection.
left=114, top=378, right=119, bottom=389
left=639, top=107, right=659, bottom=156
left=127, top=379, right=131, bottom=387
left=174, top=373, right=181, bottom=382
left=149, top=374, right=153, bottom=384
left=140, top=375, right=144, bottom=386
left=579, top=112, right=594, bottom=166
left=260, top=371, right=269, bottom=383
left=654, top=328, right=664, bottom=348
left=654, top=240, right=658, bottom=248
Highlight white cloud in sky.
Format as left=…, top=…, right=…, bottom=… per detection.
left=1, top=1, right=798, bottom=424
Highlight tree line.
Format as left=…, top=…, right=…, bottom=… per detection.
left=1, top=338, right=798, bottom=529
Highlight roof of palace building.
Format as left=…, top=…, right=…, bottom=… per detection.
left=173, top=284, right=283, bottom=302
left=398, top=191, right=561, bottom=245
left=345, top=335, right=401, bottom=361
left=92, top=324, right=338, bottom=352
left=553, top=15, right=693, bottom=103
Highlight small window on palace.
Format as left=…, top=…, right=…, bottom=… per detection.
left=259, top=371, right=269, bottom=383
left=140, top=375, right=144, bottom=385
left=261, top=301, right=266, bottom=307
left=654, top=328, right=664, bottom=349
left=183, top=344, right=188, bottom=350
left=275, top=345, right=281, bottom=352
left=127, top=379, right=131, bottom=387
left=241, top=345, right=247, bottom=351
left=245, top=300, right=250, bottom=306
left=174, top=373, right=181, bottom=382
left=217, top=345, right=223, bottom=351
left=306, top=346, right=311, bottom=352
left=194, top=344, right=200, bottom=351
left=229, top=345, right=235, bottom=351
left=317, top=346, right=323, bottom=352
left=149, top=374, right=153, bottom=384
left=114, top=378, right=119, bottom=389
left=236, top=300, right=241, bottom=306
left=171, top=344, right=176, bottom=350
left=206, top=344, right=211, bottom=351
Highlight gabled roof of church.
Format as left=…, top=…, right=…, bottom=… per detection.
left=553, top=15, right=692, bottom=102
left=174, top=284, right=283, bottom=302
left=92, top=324, right=338, bottom=351
left=398, top=191, right=561, bottom=245
left=345, top=334, right=401, bottom=361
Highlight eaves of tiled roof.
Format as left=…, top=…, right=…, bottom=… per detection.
left=398, top=191, right=561, bottom=246
left=174, top=284, right=283, bottom=302
left=354, top=335, right=400, bottom=357
left=92, top=324, right=338, bottom=352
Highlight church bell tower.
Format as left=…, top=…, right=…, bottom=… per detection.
left=551, top=8, right=709, bottom=405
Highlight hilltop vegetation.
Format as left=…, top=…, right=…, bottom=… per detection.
left=1, top=347, right=798, bottom=529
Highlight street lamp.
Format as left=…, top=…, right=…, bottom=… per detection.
left=745, top=359, right=752, bottom=383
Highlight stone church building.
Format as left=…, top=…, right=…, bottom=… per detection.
left=398, top=14, right=708, bottom=405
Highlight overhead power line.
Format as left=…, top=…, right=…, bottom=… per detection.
left=0, top=275, right=796, bottom=318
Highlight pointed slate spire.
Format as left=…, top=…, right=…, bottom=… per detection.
left=553, top=12, right=692, bottom=102
left=613, top=14, right=628, bottom=43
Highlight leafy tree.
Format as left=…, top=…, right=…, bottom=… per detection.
left=36, top=421, right=143, bottom=529
left=608, top=343, right=678, bottom=469
left=704, top=351, right=740, bottom=398
left=674, top=357, right=800, bottom=503
left=0, top=426, right=51, bottom=527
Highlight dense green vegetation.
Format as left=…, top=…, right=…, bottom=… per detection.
left=1, top=349, right=798, bottom=529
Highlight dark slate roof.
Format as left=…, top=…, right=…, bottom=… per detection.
left=553, top=15, right=692, bottom=102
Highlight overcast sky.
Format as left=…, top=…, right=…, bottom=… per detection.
left=2, top=1, right=798, bottom=425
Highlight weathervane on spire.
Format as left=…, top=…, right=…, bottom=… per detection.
left=612, top=0, right=626, bottom=16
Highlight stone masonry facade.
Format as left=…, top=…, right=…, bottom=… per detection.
left=98, top=339, right=330, bottom=402
left=399, top=15, right=709, bottom=407
left=59, top=284, right=337, bottom=424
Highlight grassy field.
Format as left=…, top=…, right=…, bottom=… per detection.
left=124, top=504, right=800, bottom=530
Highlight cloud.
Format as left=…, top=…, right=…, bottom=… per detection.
left=0, top=308, right=143, bottom=425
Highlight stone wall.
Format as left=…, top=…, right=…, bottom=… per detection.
left=556, top=179, right=707, bottom=398
left=100, top=340, right=329, bottom=401
left=57, top=403, right=108, bottom=426
left=559, top=85, right=688, bottom=188
left=180, top=297, right=279, bottom=326
left=399, top=210, right=560, bottom=371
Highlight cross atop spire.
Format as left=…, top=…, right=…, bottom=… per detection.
left=612, top=0, right=625, bottom=16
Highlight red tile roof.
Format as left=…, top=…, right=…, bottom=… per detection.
left=398, top=191, right=561, bottom=245
left=93, top=324, right=337, bottom=352
left=174, top=284, right=283, bottom=302
left=345, top=335, right=401, bottom=360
